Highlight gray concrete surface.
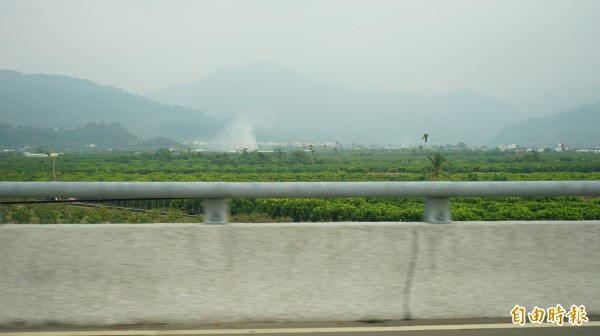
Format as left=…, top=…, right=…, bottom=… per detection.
left=0, top=222, right=598, bottom=326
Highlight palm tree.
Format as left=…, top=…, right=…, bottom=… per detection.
left=422, top=133, right=429, bottom=150
left=427, top=153, right=449, bottom=180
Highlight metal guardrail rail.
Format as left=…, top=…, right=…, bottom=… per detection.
left=1, top=181, right=600, bottom=224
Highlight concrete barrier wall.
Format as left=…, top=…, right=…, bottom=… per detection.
left=0, top=221, right=598, bottom=326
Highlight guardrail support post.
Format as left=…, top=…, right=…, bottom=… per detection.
left=203, top=198, right=229, bottom=224
left=424, top=197, right=452, bottom=223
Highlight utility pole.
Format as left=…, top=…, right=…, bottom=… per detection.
left=50, top=152, right=59, bottom=181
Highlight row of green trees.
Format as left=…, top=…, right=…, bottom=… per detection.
left=0, top=203, right=200, bottom=224
left=3, top=195, right=598, bottom=224
left=3, top=150, right=600, bottom=182
left=1, top=149, right=599, bottom=223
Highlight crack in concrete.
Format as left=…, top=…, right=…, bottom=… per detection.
left=403, top=228, right=419, bottom=320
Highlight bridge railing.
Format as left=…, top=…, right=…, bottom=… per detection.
left=1, top=181, right=599, bottom=224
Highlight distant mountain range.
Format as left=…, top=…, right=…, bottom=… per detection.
left=2, top=64, right=598, bottom=149
left=0, top=70, right=222, bottom=142
left=490, top=101, right=600, bottom=148
left=147, top=61, right=525, bottom=146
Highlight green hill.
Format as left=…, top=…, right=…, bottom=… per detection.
left=0, top=70, right=223, bottom=141
left=490, top=101, right=600, bottom=148
left=0, top=122, right=184, bottom=151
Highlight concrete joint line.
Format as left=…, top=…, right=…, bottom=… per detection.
left=403, top=228, right=419, bottom=320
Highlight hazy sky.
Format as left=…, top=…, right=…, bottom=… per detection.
left=1, top=0, right=599, bottom=116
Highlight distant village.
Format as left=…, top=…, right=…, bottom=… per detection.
left=181, top=140, right=600, bottom=154
left=496, top=142, right=600, bottom=154
left=4, top=141, right=600, bottom=157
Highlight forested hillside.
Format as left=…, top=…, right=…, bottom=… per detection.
left=0, top=122, right=184, bottom=151
left=0, top=70, right=223, bottom=141
left=491, top=101, right=600, bottom=147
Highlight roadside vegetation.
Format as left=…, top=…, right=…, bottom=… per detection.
left=1, top=148, right=599, bottom=223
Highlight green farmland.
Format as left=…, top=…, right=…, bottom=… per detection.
left=1, top=148, right=600, bottom=223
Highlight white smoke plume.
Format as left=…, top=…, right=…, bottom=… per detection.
left=214, top=108, right=278, bottom=151
left=217, top=116, right=257, bottom=151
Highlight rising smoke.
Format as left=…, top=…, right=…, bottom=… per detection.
left=215, top=108, right=277, bottom=151
left=217, top=116, right=257, bottom=151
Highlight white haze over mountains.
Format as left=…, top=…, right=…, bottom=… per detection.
left=1, top=0, right=599, bottom=147
left=148, top=61, right=523, bottom=147
left=2, top=1, right=599, bottom=115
